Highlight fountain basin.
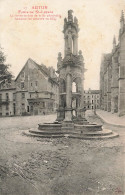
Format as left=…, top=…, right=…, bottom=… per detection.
left=23, top=122, right=119, bottom=140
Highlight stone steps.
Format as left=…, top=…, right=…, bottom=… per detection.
left=69, top=132, right=119, bottom=140
left=30, top=129, right=112, bottom=136
left=29, top=129, right=64, bottom=135
left=74, top=124, right=103, bottom=131
left=23, top=131, right=64, bottom=138
left=80, top=129, right=113, bottom=136
left=23, top=128, right=119, bottom=140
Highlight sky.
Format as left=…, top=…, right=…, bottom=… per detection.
left=0, top=0, right=125, bottom=90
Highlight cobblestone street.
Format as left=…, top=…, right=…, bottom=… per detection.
left=0, top=111, right=124, bottom=195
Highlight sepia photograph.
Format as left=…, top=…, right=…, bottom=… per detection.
left=0, top=0, right=125, bottom=194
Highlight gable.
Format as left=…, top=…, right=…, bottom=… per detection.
left=15, top=58, right=48, bottom=82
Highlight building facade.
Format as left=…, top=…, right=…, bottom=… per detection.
left=84, top=89, right=100, bottom=110
left=100, top=11, right=125, bottom=116
left=0, top=81, right=16, bottom=116
left=0, top=58, right=59, bottom=116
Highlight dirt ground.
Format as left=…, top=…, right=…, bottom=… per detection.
left=0, top=111, right=124, bottom=195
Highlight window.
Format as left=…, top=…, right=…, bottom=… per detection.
left=13, top=103, right=16, bottom=115
left=31, top=105, right=33, bottom=111
left=21, top=71, right=25, bottom=78
left=13, top=93, right=16, bottom=101
left=6, top=93, right=9, bottom=100
left=72, top=82, right=77, bottom=93
left=27, top=106, right=29, bottom=112
left=6, top=104, right=9, bottom=110
left=92, top=100, right=93, bottom=104
left=31, top=82, right=32, bottom=86
left=22, top=93, right=25, bottom=99
left=35, top=81, right=38, bottom=86
left=30, top=94, right=32, bottom=98
left=22, top=103, right=25, bottom=110
left=49, top=102, right=53, bottom=108
left=0, top=94, right=2, bottom=101
left=21, top=82, right=24, bottom=89
left=41, top=102, right=45, bottom=108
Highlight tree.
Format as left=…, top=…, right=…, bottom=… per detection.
left=0, top=47, right=13, bottom=85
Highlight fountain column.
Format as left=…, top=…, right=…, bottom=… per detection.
left=64, top=73, right=72, bottom=121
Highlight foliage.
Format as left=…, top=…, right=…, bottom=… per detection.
left=0, top=48, right=13, bottom=85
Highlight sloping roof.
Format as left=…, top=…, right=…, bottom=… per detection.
left=15, top=58, right=58, bottom=84
left=15, top=58, right=34, bottom=81
left=36, top=64, right=51, bottom=78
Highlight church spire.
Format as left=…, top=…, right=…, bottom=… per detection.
left=120, top=10, right=124, bottom=22
left=120, top=10, right=124, bottom=33
left=113, top=35, right=116, bottom=49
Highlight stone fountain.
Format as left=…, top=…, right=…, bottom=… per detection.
left=24, top=10, right=118, bottom=139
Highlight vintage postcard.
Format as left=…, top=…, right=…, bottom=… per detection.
left=0, top=0, right=125, bottom=194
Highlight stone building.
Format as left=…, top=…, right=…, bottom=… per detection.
left=84, top=89, right=100, bottom=110
left=0, top=58, right=59, bottom=116
left=0, top=80, right=16, bottom=116
left=100, top=11, right=125, bottom=116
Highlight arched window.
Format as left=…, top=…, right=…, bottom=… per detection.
left=72, top=98, right=76, bottom=108
left=60, top=79, right=66, bottom=93
left=72, top=82, right=76, bottom=93
left=73, top=110, right=76, bottom=116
